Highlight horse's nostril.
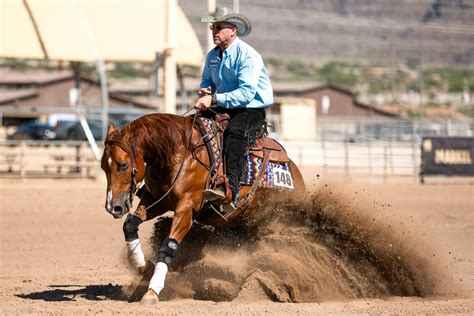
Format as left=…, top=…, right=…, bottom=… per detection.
left=113, top=206, right=123, bottom=214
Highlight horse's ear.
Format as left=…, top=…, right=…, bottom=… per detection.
left=107, top=121, right=116, bottom=136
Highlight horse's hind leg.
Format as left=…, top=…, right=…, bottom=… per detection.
left=123, top=189, right=168, bottom=273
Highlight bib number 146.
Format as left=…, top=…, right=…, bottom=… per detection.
left=274, top=169, right=294, bottom=189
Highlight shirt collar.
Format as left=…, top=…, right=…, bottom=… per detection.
left=224, top=37, right=239, bottom=56
left=213, top=37, right=240, bottom=58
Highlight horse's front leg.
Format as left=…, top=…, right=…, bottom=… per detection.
left=141, top=198, right=194, bottom=305
left=124, top=189, right=167, bottom=273
left=123, top=214, right=146, bottom=273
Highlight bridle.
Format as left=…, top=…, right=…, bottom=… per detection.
left=104, top=136, right=141, bottom=208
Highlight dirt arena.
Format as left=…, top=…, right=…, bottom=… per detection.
left=1, top=170, right=473, bottom=315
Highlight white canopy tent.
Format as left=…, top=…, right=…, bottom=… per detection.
left=1, top=0, right=204, bottom=157
left=0, top=0, right=203, bottom=65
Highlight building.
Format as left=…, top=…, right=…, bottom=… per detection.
left=267, top=82, right=401, bottom=140
left=0, top=68, right=401, bottom=141
left=0, top=68, right=156, bottom=126
left=272, top=82, right=398, bottom=119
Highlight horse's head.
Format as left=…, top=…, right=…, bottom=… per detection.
left=101, top=122, right=146, bottom=219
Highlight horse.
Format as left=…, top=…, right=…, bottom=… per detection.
left=101, top=112, right=305, bottom=304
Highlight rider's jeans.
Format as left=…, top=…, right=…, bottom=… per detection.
left=222, top=108, right=266, bottom=201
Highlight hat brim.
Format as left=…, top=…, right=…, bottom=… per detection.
left=201, top=13, right=252, bottom=37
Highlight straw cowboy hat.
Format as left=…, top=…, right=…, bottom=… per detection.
left=201, top=7, right=252, bottom=37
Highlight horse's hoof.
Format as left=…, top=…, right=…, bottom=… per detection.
left=140, top=289, right=159, bottom=305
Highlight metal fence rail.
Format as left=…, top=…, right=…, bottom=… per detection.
left=315, top=118, right=473, bottom=143
left=0, top=139, right=418, bottom=181
left=281, top=140, right=420, bottom=181
left=1, top=115, right=472, bottom=181
left=0, top=140, right=100, bottom=178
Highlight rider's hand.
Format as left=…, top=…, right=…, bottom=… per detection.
left=195, top=95, right=213, bottom=111
left=198, top=86, right=212, bottom=97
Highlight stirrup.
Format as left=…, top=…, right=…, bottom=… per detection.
left=220, top=201, right=237, bottom=214
left=203, top=188, right=226, bottom=202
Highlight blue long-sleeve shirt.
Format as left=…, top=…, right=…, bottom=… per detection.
left=200, top=38, right=273, bottom=109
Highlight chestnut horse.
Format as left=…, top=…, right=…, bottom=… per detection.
left=101, top=113, right=305, bottom=304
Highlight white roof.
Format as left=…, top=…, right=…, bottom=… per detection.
left=0, top=0, right=203, bottom=66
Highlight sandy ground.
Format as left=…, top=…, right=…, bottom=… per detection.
left=0, top=170, right=473, bottom=315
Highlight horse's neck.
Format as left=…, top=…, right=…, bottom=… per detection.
left=135, top=116, right=187, bottom=165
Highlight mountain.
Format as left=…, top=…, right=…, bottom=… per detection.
left=179, top=0, right=474, bottom=66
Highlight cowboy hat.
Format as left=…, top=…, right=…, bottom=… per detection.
left=201, top=7, right=252, bottom=37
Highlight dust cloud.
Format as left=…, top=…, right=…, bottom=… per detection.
left=134, top=185, right=462, bottom=303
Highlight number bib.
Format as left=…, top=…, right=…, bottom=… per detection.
left=242, top=155, right=295, bottom=191
left=273, top=167, right=294, bottom=189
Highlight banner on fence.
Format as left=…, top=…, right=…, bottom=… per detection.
left=421, top=137, right=474, bottom=176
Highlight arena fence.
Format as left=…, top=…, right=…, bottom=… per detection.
left=0, top=139, right=426, bottom=182
left=0, top=140, right=99, bottom=179
left=1, top=118, right=472, bottom=181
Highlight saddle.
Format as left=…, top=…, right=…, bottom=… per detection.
left=196, top=113, right=291, bottom=189
left=212, top=112, right=289, bottom=162
left=250, top=137, right=289, bottom=163
left=195, top=113, right=295, bottom=223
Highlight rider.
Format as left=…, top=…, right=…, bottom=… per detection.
left=195, top=7, right=273, bottom=209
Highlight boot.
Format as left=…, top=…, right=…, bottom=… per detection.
left=220, top=188, right=239, bottom=213
left=203, top=187, right=226, bottom=202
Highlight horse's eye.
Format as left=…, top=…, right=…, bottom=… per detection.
left=118, top=162, right=128, bottom=171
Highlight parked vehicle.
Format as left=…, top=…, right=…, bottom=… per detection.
left=53, top=118, right=128, bottom=141
left=54, top=120, right=102, bottom=141
left=7, top=121, right=56, bottom=140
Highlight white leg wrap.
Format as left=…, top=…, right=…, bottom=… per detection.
left=126, top=239, right=146, bottom=269
left=148, top=262, right=168, bottom=296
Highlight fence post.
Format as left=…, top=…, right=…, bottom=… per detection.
left=367, top=137, right=372, bottom=176
left=383, top=145, right=388, bottom=183
left=412, top=127, right=418, bottom=182
left=344, top=140, right=349, bottom=180
left=389, top=137, right=394, bottom=176
left=80, top=143, right=86, bottom=178
left=75, top=144, right=81, bottom=174
left=322, top=133, right=327, bottom=176
left=20, top=141, right=26, bottom=179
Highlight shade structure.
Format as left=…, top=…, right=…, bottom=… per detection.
left=0, top=0, right=203, bottom=66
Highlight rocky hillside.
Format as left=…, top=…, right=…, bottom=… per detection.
left=180, top=0, right=474, bottom=65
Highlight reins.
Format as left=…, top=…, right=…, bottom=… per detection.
left=104, top=107, right=200, bottom=212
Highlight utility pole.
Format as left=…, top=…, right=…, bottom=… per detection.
left=418, top=0, right=425, bottom=138
left=233, top=0, right=239, bottom=13
left=418, top=0, right=444, bottom=137
left=207, top=0, right=216, bottom=52
left=418, top=21, right=424, bottom=138
left=164, top=0, right=177, bottom=114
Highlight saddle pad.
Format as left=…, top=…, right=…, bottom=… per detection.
left=198, top=116, right=222, bottom=175
left=241, top=154, right=295, bottom=190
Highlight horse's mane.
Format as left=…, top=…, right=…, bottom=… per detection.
left=127, top=114, right=191, bottom=166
